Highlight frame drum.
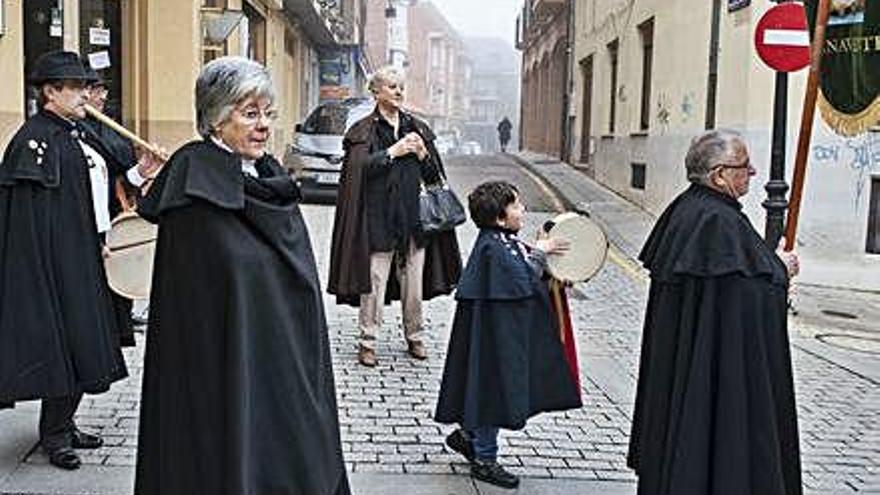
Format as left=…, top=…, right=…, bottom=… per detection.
left=545, top=212, right=608, bottom=283
left=104, top=212, right=158, bottom=299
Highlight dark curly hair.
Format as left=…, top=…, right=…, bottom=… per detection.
left=467, top=181, right=519, bottom=228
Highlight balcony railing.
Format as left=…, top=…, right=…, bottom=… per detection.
left=532, top=0, right=565, bottom=18
left=283, top=0, right=355, bottom=46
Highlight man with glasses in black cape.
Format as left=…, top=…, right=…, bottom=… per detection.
left=0, top=51, right=128, bottom=470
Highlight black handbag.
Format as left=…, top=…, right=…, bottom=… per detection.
left=416, top=139, right=466, bottom=233
left=419, top=181, right=466, bottom=233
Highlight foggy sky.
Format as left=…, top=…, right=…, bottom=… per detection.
left=429, top=0, right=520, bottom=45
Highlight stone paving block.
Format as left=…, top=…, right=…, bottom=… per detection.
left=548, top=468, right=598, bottom=479
left=378, top=453, right=426, bottom=464
left=353, top=463, right=404, bottom=474
left=520, top=456, right=568, bottom=468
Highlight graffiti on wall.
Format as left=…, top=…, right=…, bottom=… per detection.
left=680, top=92, right=696, bottom=123
left=811, top=131, right=880, bottom=207
left=656, top=92, right=671, bottom=134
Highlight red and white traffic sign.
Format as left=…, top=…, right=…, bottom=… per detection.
left=754, top=2, right=811, bottom=72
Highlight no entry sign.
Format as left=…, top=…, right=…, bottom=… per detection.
left=755, top=2, right=811, bottom=72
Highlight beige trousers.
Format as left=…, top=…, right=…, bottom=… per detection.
left=358, top=239, right=426, bottom=350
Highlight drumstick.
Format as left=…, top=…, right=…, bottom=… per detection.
left=83, top=104, right=169, bottom=162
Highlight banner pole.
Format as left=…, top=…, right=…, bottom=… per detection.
left=784, top=0, right=831, bottom=251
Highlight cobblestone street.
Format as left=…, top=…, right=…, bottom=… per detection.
left=3, top=155, right=878, bottom=494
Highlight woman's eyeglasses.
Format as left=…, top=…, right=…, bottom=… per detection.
left=235, top=106, right=279, bottom=125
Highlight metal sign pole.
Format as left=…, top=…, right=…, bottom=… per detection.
left=763, top=0, right=792, bottom=248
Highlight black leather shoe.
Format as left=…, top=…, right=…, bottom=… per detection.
left=47, top=447, right=81, bottom=470
left=471, top=459, right=520, bottom=489
left=445, top=429, right=474, bottom=463
left=71, top=429, right=103, bottom=449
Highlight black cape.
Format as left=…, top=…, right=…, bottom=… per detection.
left=435, top=228, right=582, bottom=430
left=134, top=141, right=350, bottom=495
left=82, top=116, right=138, bottom=347
left=327, top=110, right=462, bottom=306
left=0, top=110, right=127, bottom=404
left=627, top=184, right=802, bottom=495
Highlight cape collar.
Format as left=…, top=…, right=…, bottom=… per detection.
left=689, top=182, right=743, bottom=211
left=37, top=109, right=83, bottom=137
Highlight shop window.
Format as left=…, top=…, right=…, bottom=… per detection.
left=79, top=1, right=122, bottom=118
left=242, top=3, right=266, bottom=64
left=201, top=0, right=231, bottom=64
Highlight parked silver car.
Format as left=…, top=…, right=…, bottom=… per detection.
left=285, top=98, right=374, bottom=203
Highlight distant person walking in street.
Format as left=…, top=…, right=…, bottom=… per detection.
left=435, top=181, right=583, bottom=489
left=627, top=129, right=802, bottom=495
left=0, top=51, right=129, bottom=471
left=496, top=116, right=512, bottom=153
left=328, top=66, right=462, bottom=367
left=134, top=56, right=350, bottom=495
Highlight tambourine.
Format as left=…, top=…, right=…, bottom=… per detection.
left=545, top=212, right=608, bottom=283
left=104, top=211, right=158, bottom=299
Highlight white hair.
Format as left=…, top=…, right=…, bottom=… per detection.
left=685, top=129, right=745, bottom=185
left=195, top=56, right=276, bottom=137
left=367, top=65, right=405, bottom=95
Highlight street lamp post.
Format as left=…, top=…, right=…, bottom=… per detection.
left=763, top=70, right=790, bottom=248
left=762, top=0, right=791, bottom=248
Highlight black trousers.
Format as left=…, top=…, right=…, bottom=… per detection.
left=39, top=393, right=83, bottom=450
left=112, top=292, right=135, bottom=347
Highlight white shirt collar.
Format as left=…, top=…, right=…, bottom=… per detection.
left=210, top=135, right=258, bottom=178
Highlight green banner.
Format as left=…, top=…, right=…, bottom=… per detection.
left=806, top=0, right=880, bottom=135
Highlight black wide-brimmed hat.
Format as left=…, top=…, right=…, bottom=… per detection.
left=28, top=50, right=91, bottom=85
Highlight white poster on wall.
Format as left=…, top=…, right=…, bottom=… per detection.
left=89, top=27, right=111, bottom=46
left=88, top=51, right=112, bottom=70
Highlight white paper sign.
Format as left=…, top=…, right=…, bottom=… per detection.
left=50, top=25, right=62, bottom=37
left=89, top=28, right=111, bottom=46
left=88, top=51, right=111, bottom=70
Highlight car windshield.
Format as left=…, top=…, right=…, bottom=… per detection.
left=301, top=104, right=349, bottom=135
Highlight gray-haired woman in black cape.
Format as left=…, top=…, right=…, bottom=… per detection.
left=628, top=129, right=802, bottom=495
left=134, top=56, right=349, bottom=495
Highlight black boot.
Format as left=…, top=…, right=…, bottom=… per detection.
left=471, top=459, right=520, bottom=489
left=445, top=429, right=474, bottom=462
left=46, top=446, right=81, bottom=470
left=71, top=429, right=104, bottom=449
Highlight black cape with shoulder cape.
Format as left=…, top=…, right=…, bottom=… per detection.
left=0, top=111, right=127, bottom=404
left=134, top=141, right=350, bottom=495
left=435, top=228, right=582, bottom=430
left=627, top=184, right=802, bottom=495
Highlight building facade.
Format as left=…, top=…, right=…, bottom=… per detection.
left=0, top=0, right=364, bottom=157
left=406, top=0, right=468, bottom=133
left=567, top=0, right=879, bottom=289
left=516, top=0, right=570, bottom=158
left=361, top=0, right=469, bottom=135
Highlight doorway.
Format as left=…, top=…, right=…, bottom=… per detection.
left=80, top=0, right=123, bottom=121
left=579, top=55, right=593, bottom=165
left=23, top=0, right=64, bottom=116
